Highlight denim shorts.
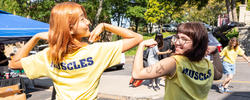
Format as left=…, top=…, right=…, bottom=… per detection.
left=223, top=61, right=236, bottom=75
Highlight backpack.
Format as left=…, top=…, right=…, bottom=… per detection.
left=143, top=48, right=150, bottom=67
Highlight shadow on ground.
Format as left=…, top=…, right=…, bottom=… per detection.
left=223, top=92, right=250, bottom=100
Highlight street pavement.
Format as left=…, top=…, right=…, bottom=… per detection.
left=23, top=56, right=250, bottom=100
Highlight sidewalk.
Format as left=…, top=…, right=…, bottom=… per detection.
left=98, top=75, right=164, bottom=100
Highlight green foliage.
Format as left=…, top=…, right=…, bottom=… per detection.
left=184, top=0, right=226, bottom=26
left=0, top=0, right=55, bottom=23
left=144, top=0, right=165, bottom=23
left=226, top=28, right=239, bottom=39
left=247, top=0, right=250, bottom=10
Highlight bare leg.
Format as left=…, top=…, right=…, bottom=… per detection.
left=223, top=74, right=233, bottom=88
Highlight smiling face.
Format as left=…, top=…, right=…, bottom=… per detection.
left=72, top=12, right=91, bottom=38
left=175, top=22, right=208, bottom=61
left=173, top=33, right=193, bottom=55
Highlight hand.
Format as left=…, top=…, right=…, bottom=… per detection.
left=206, top=46, right=217, bottom=56
left=89, top=23, right=104, bottom=43
left=165, top=49, right=172, bottom=54
left=35, top=32, right=48, bottom=40
left=141, top=39, right=157, bottom=48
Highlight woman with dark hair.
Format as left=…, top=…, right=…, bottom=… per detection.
left=9, top=2, right=143, bottom=99
left=147, top=33, right=172, bottom=89
left=218, top=37, right=249, bottom=93
left=132, top=22, right=222, bottom=99
left=0, top=43, right=9, bottom=73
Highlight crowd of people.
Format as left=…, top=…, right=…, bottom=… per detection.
left=0, top=1, right=248, bottom=100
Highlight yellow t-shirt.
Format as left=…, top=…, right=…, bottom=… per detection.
left=220, top=46, right=245, bottom=64
left=165, top=55, right=214, bottom=100
left=21, top=41, right=123, bottom=100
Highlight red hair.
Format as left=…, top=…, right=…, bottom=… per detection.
left=48, top=2, right=87, bottom=64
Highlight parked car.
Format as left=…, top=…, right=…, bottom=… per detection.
left=162, top=24, right=177, bottom=32
left=203, top=23, right=213, bottom=31
left=106, top=53, right=125, bottom=70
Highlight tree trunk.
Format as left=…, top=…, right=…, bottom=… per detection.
left=231, top=0, right=238, bottom=22
left=94, top=0, right=104, bottom=27
left=135, top=19, right=139, bottom=32
left=225, top=0, right=233, bottom=22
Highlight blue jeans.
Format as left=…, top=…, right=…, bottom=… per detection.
left=222, top=61, right=235, bottom=75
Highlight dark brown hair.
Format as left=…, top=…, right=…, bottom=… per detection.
left=177, top=22, right=208, bottom=61
left=228, top=37, right=239, bottom=51
left=155, top=33, right=164, bottom=49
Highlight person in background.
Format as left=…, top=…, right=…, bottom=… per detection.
left=218, top=37, right=249, bottom=93
left=147, top=33, right=172, bottom=90
left=0, top=43, right=9, bottom=66
left=9, top=2, right=143, bottom=99
left=132, top=22, right=222, bottom=100
left=0, top=43, right=9, bottom=73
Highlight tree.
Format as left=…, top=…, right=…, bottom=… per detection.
left=93, top=0, right=104, bottom=27
left=225, top=0, right=245, bottom=22
left=185, top=0, right=226, bottom=26
left=144, top=0, right=210, bottom=33
left=126, top=0, right=148, bottom=32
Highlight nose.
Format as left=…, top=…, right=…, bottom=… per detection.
left=175, top=39, right=181, bottom=46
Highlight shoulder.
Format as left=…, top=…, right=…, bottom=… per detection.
left=172, top=55, right=188, bottom=62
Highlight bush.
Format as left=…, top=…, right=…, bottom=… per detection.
left=226, top=28, right=239, bottom=39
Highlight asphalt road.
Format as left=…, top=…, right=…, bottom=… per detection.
left=25, top=57, right=250, bottom=100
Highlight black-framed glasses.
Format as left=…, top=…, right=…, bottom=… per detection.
left=171, top=35, right=192, bottom=45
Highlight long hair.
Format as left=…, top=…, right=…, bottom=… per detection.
left=155, top=33, right=164, bottom=49
left=177, top=22, right=208, bottom=61
left=48, top=2, right=87, bottom=64
left=228, top=37, right=239, bottom=51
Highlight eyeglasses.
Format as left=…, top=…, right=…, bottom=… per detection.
left=171, top=35, right=192, bottom=45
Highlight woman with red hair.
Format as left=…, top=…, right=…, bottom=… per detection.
left=9, top=2, right=143, bottom=99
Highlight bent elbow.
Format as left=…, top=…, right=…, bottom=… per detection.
left=132, top=72, right=141, bottom=80
left=137, top=34, right=143, bottom=43
left=8, top=62, right=15, bottom=69
left=8, top=60, right=22, bottom=70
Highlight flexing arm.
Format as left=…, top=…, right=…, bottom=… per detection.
left=89, top=23, right=143, bottom=52
left=132, top=39, right=176, bottom=80
left=9, top=32, right=48, bottom=69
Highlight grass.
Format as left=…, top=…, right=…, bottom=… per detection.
left=124, top=32, right=176, bottom=56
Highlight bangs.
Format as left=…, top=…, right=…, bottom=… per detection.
left=177, top=23, right=195, bottom=39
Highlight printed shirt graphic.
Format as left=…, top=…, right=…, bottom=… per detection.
left=21, top=41, right=122, bottom=100
left=165, top=55, right=214, bottom=100
left=220, top=46, right=245, bottom=64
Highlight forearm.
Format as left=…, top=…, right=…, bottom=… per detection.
left=9, top=35, right=40, bottom=69
left=132, top=43, right=145, bottom=79
left=242, top=54, right=249, bottom=63
left=0, top=59, right=9, bottom=64
left=104, top=23, right=141, bottom=39
left=103, top=23, right=143, bottom=52
left=157, top=52, right=166, bottom=55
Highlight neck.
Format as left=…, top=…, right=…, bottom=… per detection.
left=67, top=38, right=88, bottom=54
